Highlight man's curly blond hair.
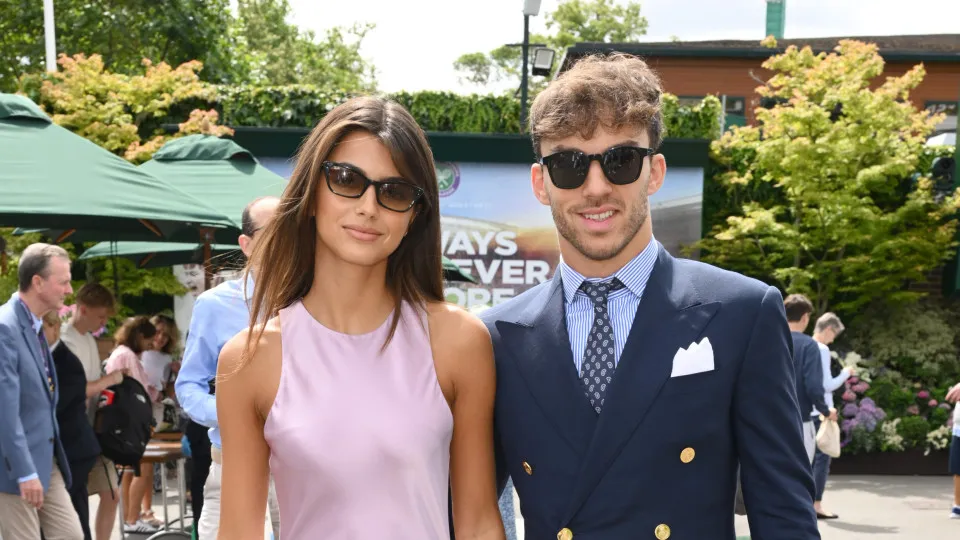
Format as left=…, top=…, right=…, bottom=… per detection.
left=530, top=53, right=664, bottom=159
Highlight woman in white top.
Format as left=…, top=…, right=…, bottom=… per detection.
left=946, top=382, right=960, bottom=519
left=811, top=313, right=851, bottom=520
left=141, top=314, right=180, bottom=396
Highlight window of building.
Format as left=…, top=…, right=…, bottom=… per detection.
left=925, top=101, right=957, bottom=134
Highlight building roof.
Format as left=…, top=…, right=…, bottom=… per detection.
left=561, top=34, right=960, bottom=71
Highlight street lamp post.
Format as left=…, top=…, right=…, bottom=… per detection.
left=520, top=13, right=531, bottom=131
left=520, top=0, right=542, bottom=132
left=43, top=0, right=56, bottom=72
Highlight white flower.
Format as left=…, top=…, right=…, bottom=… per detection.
left=925, top=424, right=951, bottom=454
left=881, top=418, right=904, bottom=452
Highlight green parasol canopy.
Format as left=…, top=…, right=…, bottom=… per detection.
left=80, top=240, right=478, bottom=284
left=78, top=241, right=243, bottom=270
left=442, top=256, right=477, bottom=284
left=141, top=134, right=287, bottom=227
left=0, top=93, right=235, bottom=243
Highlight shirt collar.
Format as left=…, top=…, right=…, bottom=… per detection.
left=559, top=236, right=660, bottom=304
left=17, top=298, right=43, bottom=334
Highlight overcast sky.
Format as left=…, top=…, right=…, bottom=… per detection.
left=287, top=0, right=960, bottom=94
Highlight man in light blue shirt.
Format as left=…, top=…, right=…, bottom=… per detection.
left=175, top=196, right=279, bottom=540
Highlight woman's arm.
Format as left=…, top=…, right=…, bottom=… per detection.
left=434, top=306, right=506, bottom=540
left=215, top=327, right=277, bottom=540
left=85, top=371, right=123, bottom=399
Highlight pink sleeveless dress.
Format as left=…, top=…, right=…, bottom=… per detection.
left=263, top=300, right=454, bottom=539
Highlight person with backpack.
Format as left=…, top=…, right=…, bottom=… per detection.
left=59, top=283, right=124, bottom=540
left=103, top=316, right=160, bottom=534
left=43, top=311, right=123, bottom=540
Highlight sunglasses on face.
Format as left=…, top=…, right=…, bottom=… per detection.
left=539, top=145, right=656, bottom=190
left=322, top=162, right=424, bottom=212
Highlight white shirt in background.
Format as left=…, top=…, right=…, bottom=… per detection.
left=811, top=342, right=852, bottom=417
left=59, top=321, right=105, bottom=423
left=60, top=321, right=103, bottom=381
left=142, top=350, right=174, bottom=391
left=953, top=392, right=960, bottom=437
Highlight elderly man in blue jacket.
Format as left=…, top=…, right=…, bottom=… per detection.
left=0, top=243, right=83, bottom=540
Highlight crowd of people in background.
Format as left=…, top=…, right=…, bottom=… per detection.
left=0, top=242, right=185, bottom=539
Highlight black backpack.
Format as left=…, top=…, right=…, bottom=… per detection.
left=93, top=376, right=155, bottom=468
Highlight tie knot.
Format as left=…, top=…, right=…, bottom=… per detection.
left=580, top=278, right=624, bottom=304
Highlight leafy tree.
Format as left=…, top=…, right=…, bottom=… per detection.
left=694, top=39, right=960, bottom=316
left=21, top=53, right=233, bottom=163
left=0, top=0, right=376, bottom=93
left=0, top=0, right=239, bottom=92
left=453, top=0, right=648, bottom=90
left=4, top=53, right=217, bottom=315
left=233, top=0, right=376, bottom=91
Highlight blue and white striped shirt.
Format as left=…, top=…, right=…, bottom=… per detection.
left=559, top=237, right=660, bottom=375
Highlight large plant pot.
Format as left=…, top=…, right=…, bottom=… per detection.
left=829, top=448, right=951, bottom=476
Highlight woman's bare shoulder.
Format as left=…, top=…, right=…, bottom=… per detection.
left=425, top=301, right=491, bottom=354
left=218, top=316, right=283, bottom=378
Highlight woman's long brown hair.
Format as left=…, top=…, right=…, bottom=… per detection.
left=239, top=96, right=444, bottom=368
left=114, top=316, right=156, bottom=355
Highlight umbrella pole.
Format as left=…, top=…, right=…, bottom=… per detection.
left=110, top=240, right=120, bottom=300
left=200, top=227, right=213, bottom=291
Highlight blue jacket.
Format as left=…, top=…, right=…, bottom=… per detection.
left=0, top=294, right=71, bottom=494
left=791, top=332, right=830, bottom=418
left=480, top=246, right=820, bottom=539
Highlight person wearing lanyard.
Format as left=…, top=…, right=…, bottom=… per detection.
left=0, top=243, right=83, bottom=540
left=175, top=196, right=280, bottom=540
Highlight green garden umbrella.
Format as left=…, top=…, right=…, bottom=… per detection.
left=79, top=240, right=478, bottom=284
left=78, top=241, right=243, bottom=271
left=442, top=257, right=476, bottom=283
left=140, top=134, right=287, bottom=227
left=0, top=93, right=235, bottom=243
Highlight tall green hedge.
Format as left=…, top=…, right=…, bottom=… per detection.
left=206, top=85, right=722, bottom=139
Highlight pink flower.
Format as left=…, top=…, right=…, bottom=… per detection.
left=849, top=376, right=860, bottom=384
left=928, top=399, right=938, bottom=407
left=842, top=390, right=857, bottom=402
left=852, top=382, right=870, bottom=393
left=906, top=405, right=920, bottom=415
left=917, top=391, right=930, bottom=399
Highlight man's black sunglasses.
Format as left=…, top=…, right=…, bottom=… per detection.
left=539, top=145, right=656, bottom=189
left=322, top=161, right=424, bottom=212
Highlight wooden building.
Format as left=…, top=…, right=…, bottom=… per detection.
left=560, top=34, right=960, bottom=134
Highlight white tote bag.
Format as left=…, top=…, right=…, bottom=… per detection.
left=816, top=416, right=842, bottom=458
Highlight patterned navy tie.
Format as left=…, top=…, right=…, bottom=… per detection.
left=36, top=328, right=54, bottom=395
left=579, top=278, right=624, bottom=414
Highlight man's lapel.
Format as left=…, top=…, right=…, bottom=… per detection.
left=495, top=277, right=599, bottom=457
left=562, top=247, right=721, bottom=522
left=13, top=295, right=53, bottom=401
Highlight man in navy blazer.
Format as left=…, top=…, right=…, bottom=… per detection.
left=0, top=243, right=83, bottom=540
left=480, top=54, right=821, bottom=539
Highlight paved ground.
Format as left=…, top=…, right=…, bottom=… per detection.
left=67, top=474, right=960, bottom=539
left=738, top=476, right=959, bottom=539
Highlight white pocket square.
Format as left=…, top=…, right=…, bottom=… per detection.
left=670, top=337, right=715, bottom=378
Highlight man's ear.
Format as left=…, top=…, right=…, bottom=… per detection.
left=532, top=163, right=550, bottom=206
left=238, top=234, right=252, bottom=256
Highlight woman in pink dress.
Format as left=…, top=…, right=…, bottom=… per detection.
left=104, top=315, right=162, bottom=534
left=215, top=96, right=505, bottom=540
